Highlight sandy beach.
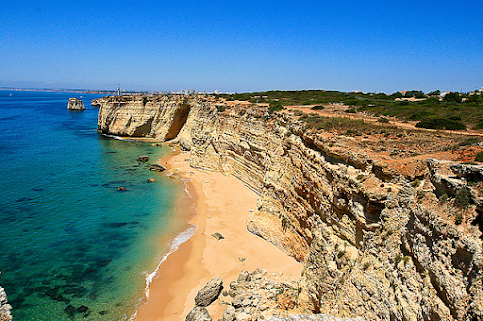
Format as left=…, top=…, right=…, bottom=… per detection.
left=134, top=151, right=303, bottom=321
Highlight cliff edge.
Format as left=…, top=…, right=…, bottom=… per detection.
left=97, top=95, right=483, bottom=321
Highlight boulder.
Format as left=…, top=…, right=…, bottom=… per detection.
left=194, top=277, right=223, bottom=307
left=137, top=155, right=150, bottom=162
left=117, top=187, right=127, bottom=191
left=211, top=232, right=224, bottom=241
left=67, top=98, right=85, bottom=110
left=237, top=271, right=250, bottom=283
left=222, top=306, right=236, bottom=321
left=185, top=306, right=212, bottom=321
left=0, top=284, right=12, bottom=321
left=147, top=177, right=157, bottom=183
left=149, top=164, right=166, bottom=172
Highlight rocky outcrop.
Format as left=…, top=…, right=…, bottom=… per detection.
left=186, top=306, right=212, bottom=321
left=149, top=164, right=166, bottom=172
left=96, top=95, right=192, bottom=139
left=266, top=315, right=365, bottom=321
left=67, top=97, right=85, bottom=110
left=137, top=155, right=150, bottom=162
left=98, top=95, right=483, bottom=321
left=0, top=274, right=12, bottom=321
left=194, top=278, right=223, bottom=307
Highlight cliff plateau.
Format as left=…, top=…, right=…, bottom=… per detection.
left=97, top=95, right=483, bottom=321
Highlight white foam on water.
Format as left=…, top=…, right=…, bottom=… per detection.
left=102, top=133, right=136, bottom=142
left=129, top=224, right=197, bottom=320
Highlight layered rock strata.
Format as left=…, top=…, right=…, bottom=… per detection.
left=97, top=95, right=483, bottom=321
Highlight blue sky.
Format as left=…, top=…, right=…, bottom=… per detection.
left=1, top=0, right=482, bottom=93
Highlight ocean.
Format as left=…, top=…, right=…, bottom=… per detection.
left=0, top=90, right=189, bottom=320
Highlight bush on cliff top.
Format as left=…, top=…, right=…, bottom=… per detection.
left=415, top=118, right=466, bottom=131
left=269, top=101, right=284, bottom=113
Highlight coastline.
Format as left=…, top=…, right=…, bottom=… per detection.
left=134, top=150, right=303, bottom=321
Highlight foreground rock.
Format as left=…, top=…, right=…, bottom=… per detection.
left=149, top=164, right=166, bottom=172
left=194, top=277, right=223, bottom=307
left=186, top=306, right=212, bottom=321
left=0, top=274, right=12, bottom=321
left=67, top=98, right=85, bottom=110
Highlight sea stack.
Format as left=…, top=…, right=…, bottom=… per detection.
left=67, top=98, right=85, bottom=110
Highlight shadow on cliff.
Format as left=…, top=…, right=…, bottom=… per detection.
left=472, top=208, right=483, bottom=239
left=165, top=103, right=190, bottom=141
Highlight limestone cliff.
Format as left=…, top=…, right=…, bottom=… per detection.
left=97, top=95, right=483, bottom=321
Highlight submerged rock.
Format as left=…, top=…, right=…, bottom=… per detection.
left=194, top=277, right=223, bottom=307
left=137, top=155, right=150, bottom=162
left=149, top=164, right=166, bottom=172
left=77, top=305, right=89, bottom=313
left=64, top=304, right=76, bottom=318
left=147, top=177, right=157, bottom=183
left=186, top=306, right=211, bottom=321
left=67, top=98, right=85, bottom=110
left=117, top=187, right=127, bottom=191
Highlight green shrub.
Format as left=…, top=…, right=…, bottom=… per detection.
left=458, top=138, right=480, bottom=146
left=377, top=117, right=390, bottom=123
left=454, top=188, right=471, bottom=209
left=293, top=110, right=304, bottom=116
left=475, top=151, right=483, bottom=162
left=415, top=118, right=467, bottom=130
left=311, top=105, right=325, bottom=110
left=473, top=120, right=483, bottom=130
left=217, top=105, right=226, bottom=112
left=455, top=212, right=463, bottom=225
left=269, top=101, right=284, bottom=113
left=410, top=179, right=421, bottom=188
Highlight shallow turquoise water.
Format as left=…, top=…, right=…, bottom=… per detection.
left=0, top=91, right=182, bottom=320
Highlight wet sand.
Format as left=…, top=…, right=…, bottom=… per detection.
left=134, top=151, right=303, bottom=321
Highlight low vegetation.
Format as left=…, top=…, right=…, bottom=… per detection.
left=217, top=89, right=483, bottom=129
left=297, top=112, right=398, bottom=136
left=415, top=118, right=467, bottom=130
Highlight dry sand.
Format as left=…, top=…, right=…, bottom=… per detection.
left=134, top=151, right=303, bottom=321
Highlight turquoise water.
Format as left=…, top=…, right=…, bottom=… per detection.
left=0, top=91, right=183, bottom=320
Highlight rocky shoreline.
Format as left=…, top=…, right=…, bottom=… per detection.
left=96, top=94, right=483, bottom=320
left=0, top=274, right=12, bottom=321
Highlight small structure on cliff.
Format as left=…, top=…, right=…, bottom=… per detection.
left=67, top=98, right=85, bottom=110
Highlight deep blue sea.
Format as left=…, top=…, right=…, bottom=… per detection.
left=0, top=91, right=186, bottom=320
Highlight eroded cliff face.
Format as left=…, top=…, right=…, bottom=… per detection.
left=97, top=95, right=483, bottom=321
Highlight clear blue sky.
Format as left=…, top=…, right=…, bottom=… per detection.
left=1, top=0, right=482, bottom=93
